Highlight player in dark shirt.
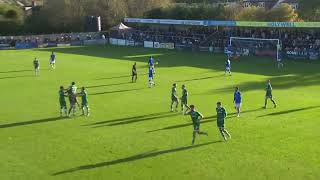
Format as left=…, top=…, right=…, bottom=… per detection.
left=132, top=62, right=137, bottom=83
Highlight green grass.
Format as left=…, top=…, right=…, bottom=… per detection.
left=0, top=46, right=319, bottom=180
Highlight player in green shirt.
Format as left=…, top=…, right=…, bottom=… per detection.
left=79, top=87, right=90, bottom=116
left=170, top=83, right=179, bottom=112
left=33, top=57, right=40, bottom=76
left=185, top=105, right=208, bottom=145
left=264, top=80, right=277, bottom=109
left=181, top=84, right=190, bottom=114
left=59, top=86, right=68, bottom=117
left=216, top=102, right=231, bottom=141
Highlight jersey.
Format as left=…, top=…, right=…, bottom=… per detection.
left=226, top=59, right=231, bottom=68
left=69, top=85, right=77, bottom=94
left=132, top=65, right=137, bottom=75
left=187, top=110, right=202, bottom=128
left=50, top=54, right=56, bottom=63
left=81, top=91, right=88, bottom=105
left=171, top=87, right=177, bottom=100
left=33, top=60, right=39, bottom=68
left=148, top=57, right=154, bottom=67
left=181, top=88, right=188, bottom=101
left=59, top=90, right=66, bottom=107
left=234, top=91, right=242, bottom=104
left=266, top=83, right=273, bottom=97
left=216, top=107, right=227, bottom=127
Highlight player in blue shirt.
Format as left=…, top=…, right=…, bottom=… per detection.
left=233, top=87, right=242, bottom=117
left=148, top=56, right=155, bottom=74
left=225, top=57, right=231, bottom=75
left=50, top=52, right=56, bottom=69
left=148, top=67, right=155, bottom=88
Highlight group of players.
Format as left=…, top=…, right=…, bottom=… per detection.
left=59, top=82, right=90, bottom=117
left=35, top=52, right=278, bottom=144
left=131, top=56, right=278, bottom=144
left=32, top=52, right=90, bottom=117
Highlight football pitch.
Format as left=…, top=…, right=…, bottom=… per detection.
left=0, top=45, right=319, bottom=180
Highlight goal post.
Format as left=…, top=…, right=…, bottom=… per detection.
left=228, top=37, right=281, bottom=60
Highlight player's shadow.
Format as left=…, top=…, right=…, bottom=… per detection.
left=95, top=73, right=148, bottom=80
left=91, top=88, right=144, bottom=96
left=86, top=82, right=132, bottom=89
left=52, top=141, right=220, bottom=176
left=91, top=112, right=180, bottom=128
left=257, top=106, right=320, bottom=118
left=85, top=112, right=172, bottom=126
left=0, top=75, right=34, bottom=80
left=0, top=70, right=33, bottom=74
left=0, top=117, right=68, bottom=129
left=176, top=75, right=224, bottom=83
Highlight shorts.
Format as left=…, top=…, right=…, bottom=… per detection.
left=193, top=121, right=200, bottom=131
left=235, top=103, right=242, bottom=108
left=218, top=126, right=225, bottom=131
left=82, top=102, right=88, bottom=107
left=181, top=98, right=188, bottom=105
left=171, top=97, right=178, bottom=102
left=60, top=101, right=67, bottom=108
left=226, top=67, right=231, bottom=71
left=132, top=72, right=137, bottom=76
left=50, top=61, right=55, bottom=64
left=148, top=77, right=153, bottom=81
left=34, top=66, right=39, bottom=70
left=266, top=95, right=273, bottom=99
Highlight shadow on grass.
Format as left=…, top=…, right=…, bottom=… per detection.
left=0, top=70, right=33, bottom=74
left=85, top=112, right=172, bottom=126
left=91, top=88, right=144, bottom=96
left=176, top=75, right=223, bottom=83
left=94, top=73, right=148, bottom=81
left=0, top=117, right=68, bottom=129
left=52, top=141, right=220, bottom=176
left=0, top=75, right=34, bottom=80
left=86, top=82, right=132, bottom=89
left=257, top=106, right=320, bottom=118
left=91, top=112, right=180, bottom=128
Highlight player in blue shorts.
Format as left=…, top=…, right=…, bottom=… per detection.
left=234, top=87, right=242, bottom=117
left=225, top=57, right=231, bottom=75
left=50, top=52, right=56, bottom=69
left=148, top=67, right=155, bottom=88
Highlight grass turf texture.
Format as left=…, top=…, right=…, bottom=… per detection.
left=0, top=46, right=319, bottom=180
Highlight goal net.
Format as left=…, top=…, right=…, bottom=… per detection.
left=228, top=37, right=281, bottom=60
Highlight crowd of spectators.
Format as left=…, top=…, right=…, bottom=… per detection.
left=0, top=32, right=104, bottom=47
left=112, top=26, right=320, bottom=55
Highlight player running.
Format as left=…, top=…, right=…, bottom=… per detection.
left=79, top=87, right=90, bottom=116
left=59, top=86, right=68, bottom=117
left=50, top=52, right=56, bottom=69
left=33, top=57, right=40, bottom=76
left=170, top=83, right=179, bottom=112
left=216, top=102, right=231, bottom=141
left=225, top=57, right=231, bottom=75
left=132, top=62, right=137, bottom=83
left=181, top=84, right=190, bottom=114
left=185, top=105, right=208, bottom=145
left=148, top=67, right=155, bottom=88
left=264, top=80, right=277, bottom=109
left=234, top=87, right=242, bottom=117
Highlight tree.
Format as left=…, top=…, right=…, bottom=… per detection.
left=235, top=6, right=267, bottom=21
left=267, top=3, right=298, bottom=22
